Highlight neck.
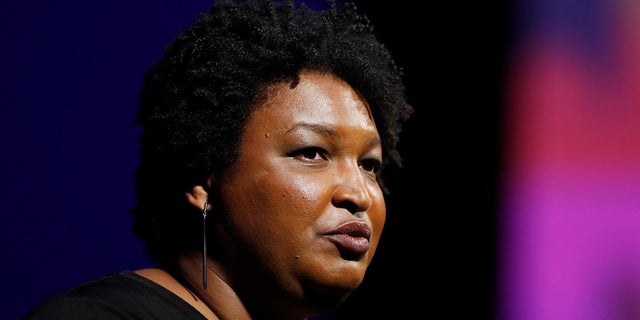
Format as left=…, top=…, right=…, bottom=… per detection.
left=176, top=252, right=252, bottom=320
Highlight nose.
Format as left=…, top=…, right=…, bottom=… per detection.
left=331, top=164, right=373, bottom=214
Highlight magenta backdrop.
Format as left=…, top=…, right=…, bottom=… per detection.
left=500, top=0, right=640, bottom=319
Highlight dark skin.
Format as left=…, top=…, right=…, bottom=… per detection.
left=136, top=71, right=386, bottom=319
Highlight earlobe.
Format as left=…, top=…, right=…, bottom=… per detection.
left=186, top=185, right=209, bottom=210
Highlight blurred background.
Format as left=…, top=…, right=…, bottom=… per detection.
left=499, top=0, right=640, bottom=319
left=7, top=0, right=639, bottom=319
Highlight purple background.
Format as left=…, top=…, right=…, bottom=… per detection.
left=499, top=0, right=640, bottom=319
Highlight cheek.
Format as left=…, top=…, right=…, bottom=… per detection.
left=368, top=189, right=387, bottom=246
left=285, top=175, right=328, bottom=206
left=265, top=175, right=330, bottom=232
left=224, top=169, right=328, bottom=237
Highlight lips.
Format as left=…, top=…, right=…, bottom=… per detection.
left=324, top=220, right=371, bottom=259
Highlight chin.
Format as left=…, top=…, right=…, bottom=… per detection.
left=302, top=285, right=355, bottom=313
left=300, top=273, right=364, bottom=310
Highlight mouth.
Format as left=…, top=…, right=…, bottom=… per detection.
left=324, top=220, right=371, bottom=260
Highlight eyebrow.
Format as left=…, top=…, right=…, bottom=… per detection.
left=286, top=122, right=381, bottom=149
left=286, top=122, right=338, bottom=138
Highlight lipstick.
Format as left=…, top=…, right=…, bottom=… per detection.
left=324, top=220, right=371, bottom=259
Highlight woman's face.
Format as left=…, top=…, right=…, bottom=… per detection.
left=214, top=71, right=385, bottom=312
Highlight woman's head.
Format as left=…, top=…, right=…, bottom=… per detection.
left=187, top=71, right=387, bottom=316
left=132, top=0, right=412, bottom=286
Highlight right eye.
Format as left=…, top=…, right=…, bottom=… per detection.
left=288, top=147, right=328, bottom=162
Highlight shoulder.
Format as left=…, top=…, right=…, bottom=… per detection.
left=25, top=271, right=205, bottom=320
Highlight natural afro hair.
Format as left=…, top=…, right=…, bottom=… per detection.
left=131, top=0, right=413, bottom=267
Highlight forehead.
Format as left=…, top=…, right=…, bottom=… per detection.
left=255, top=72, right=375, bottom=128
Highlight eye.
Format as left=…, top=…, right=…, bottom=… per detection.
left=360, top=158, right=381, bottom=174
left=288, top=147, right=328, bottom=162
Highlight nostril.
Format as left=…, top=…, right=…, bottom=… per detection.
left=334, top=199, right=360, bottom=213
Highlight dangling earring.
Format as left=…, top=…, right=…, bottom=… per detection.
left=202, top=203, right=209, bottom=289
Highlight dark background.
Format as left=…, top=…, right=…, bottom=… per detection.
left=1, top=1, right=507, bottom=318
left=337, top=1, right=507, bottom=318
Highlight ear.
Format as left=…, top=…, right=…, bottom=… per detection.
left=186, top=185, right=209, bottom=211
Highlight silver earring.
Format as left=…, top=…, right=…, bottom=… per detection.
left=202, top=203, right=209, bottom=289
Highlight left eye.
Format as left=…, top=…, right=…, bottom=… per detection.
left=360, top=159, right=381, bottom=173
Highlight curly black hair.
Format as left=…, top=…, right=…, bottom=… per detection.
left=132, top=0, right=413, bottom=268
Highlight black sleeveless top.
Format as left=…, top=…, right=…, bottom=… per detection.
left=24, top=271, right=206, bottom=320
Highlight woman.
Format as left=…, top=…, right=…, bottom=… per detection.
left=26, top=0, right=413, bottom=319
